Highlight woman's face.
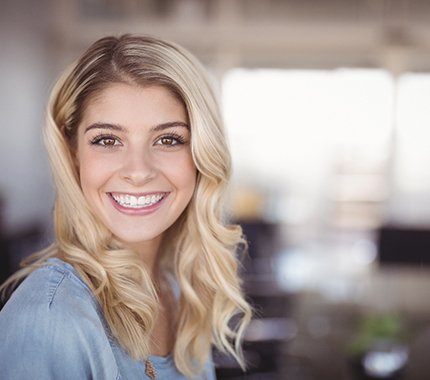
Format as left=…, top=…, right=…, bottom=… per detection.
left=76, top=83, right=196, bottom=254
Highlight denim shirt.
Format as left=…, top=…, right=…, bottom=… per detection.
left=0, top=258, right=216, bottom=380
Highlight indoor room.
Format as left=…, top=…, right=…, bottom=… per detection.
left=2, top=1, right=430, bottom=379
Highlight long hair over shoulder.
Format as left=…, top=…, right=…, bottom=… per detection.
left=0, top=35, right=251, bottom=377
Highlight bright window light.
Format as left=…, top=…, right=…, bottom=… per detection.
left=222, top=68, right=393, bottom=224
left=396, top=73, right=430, bottom=192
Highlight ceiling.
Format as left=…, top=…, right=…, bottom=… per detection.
left=50, top=0, right=430, bottom=73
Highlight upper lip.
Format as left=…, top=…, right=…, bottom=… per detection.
left=108, top=191, right=168, bottom=196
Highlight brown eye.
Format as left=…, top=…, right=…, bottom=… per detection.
left=101, top=138, right=116, bottom=146
left=155, top=133, right=186, bottom=147
left=90, top=134, right=121, bottom=147
left=161, top=137, right=175, bottom=145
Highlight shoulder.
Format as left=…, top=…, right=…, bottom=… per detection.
left=0, top=258, right=119, bottom=379
left=1, top=258, right=99, bottom=322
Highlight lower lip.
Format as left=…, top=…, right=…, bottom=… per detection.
left=108, top=193, right=168, bottom=216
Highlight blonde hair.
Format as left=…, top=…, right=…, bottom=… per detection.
left=1, top=35, right=251, bottom=377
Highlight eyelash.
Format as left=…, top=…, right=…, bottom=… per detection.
left=90, top=134, right=120, bottom=147
left=155, top=133, right=187, bottom=146
left=89, top=133, right=187, bottom=148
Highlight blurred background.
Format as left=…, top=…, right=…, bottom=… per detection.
left=2, top=0, right=430, bottom=379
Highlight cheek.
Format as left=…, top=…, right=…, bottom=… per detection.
left=79, top=166, right=97, bottom=203
left=78, top=152, right=112, bottom=198
left=181, top=157, right=198, bottom=190
left=166, top=155, right=197, bottom=193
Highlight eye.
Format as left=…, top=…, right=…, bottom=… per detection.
left=160, top=137, right=176, bottom=146
left=90, top=134, right=121, bottom=147
left=155, top=133, right=186, bottom=147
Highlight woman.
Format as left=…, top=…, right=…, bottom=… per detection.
left=0, top=35, right=251, bottom=379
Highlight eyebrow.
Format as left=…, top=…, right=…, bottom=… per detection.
left=151, top=121, right=190, bottom=131
left=84, top=123, right=124, bottom=133
left=84, top=121, right=190, bottom=134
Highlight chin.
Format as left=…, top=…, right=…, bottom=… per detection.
left=114, top=231, right=162, bottom=249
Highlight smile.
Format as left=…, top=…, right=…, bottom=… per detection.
left=110, top=193, right=166, bottom=209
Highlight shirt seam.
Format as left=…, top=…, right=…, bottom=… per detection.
left=44, top=263, right=113, bottom=336
left=47, top=270, right=67, bottom=308
left=45, top=260, right=92, bottom=293
left=42, top=263, right=121, bottom=379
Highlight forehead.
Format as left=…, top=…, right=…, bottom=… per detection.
left=81, top=83, right=188, bottom=125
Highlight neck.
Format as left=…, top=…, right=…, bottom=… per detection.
left=126, top=235, right=163, bottom=276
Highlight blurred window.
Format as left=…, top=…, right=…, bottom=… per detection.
left=396, top=73, right=430, bottom=193
left=222, top=68, right=394, bottom=226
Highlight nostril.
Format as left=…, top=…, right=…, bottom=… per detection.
left=120, top=155, right=156, bottom=185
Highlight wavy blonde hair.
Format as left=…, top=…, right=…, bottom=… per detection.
left=1, top=35, right=251, bottom=377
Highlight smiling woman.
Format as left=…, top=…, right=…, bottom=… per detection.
left=76, top=84, right=197, bottom=262
left=0, top=35, right=251, bottom=380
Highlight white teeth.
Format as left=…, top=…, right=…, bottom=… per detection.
left=111, top=193, right=164, bottom=208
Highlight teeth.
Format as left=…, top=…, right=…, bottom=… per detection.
left=111, top=193, right=164, bottom=208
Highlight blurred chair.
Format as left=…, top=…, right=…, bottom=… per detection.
left=214, top=220, right=295, bottom=379
left=377, top=225, right=430, bottom=266
left=0, top=234, right=10, bottom=285
left=0, top=223, right=46, bottom=283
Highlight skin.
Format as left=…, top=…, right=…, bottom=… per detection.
left=76, top=83, right=196, bottom=268
left=76, top=83, right=197, bottom=355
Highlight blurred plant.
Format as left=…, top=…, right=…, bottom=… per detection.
left=348, top=313, right=409, bottom=355
left=347, top=313, right=410, bottom=379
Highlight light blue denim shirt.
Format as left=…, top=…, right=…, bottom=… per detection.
left=0, top=258, right=216, bottom=380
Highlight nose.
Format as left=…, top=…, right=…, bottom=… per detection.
left=119, top=146, right=156, bottom=186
